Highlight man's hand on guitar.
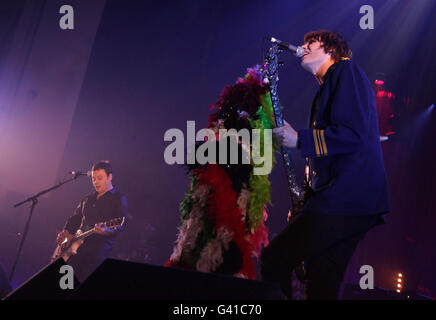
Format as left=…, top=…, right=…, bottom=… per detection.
left=94, top=222, right=116, bottom=235
left=56, top=230, right=72, bottom=245
left=273, top=120, right=298, bottom=148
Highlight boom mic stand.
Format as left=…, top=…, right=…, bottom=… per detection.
left=9, top=173, right=86, bottom=282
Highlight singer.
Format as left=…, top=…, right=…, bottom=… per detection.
left=260, top=30, right=390, bottom=299
left=55, top=161, right=128, bottom=281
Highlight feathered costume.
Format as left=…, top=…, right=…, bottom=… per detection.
left=166, top=66, right=277, bottom=279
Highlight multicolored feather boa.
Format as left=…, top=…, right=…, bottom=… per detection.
left=166, top=65, right=277, bottom=279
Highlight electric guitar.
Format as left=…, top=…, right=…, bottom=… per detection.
left=51, top=217, right=125, bottom=262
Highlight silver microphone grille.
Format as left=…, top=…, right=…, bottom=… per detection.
left=295, top=47, right=305, bottom=58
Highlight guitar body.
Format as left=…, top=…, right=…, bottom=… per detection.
left=51, top=230, right=85, bottom=262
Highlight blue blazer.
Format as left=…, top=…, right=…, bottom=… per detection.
left=298, top=59, right=390, bottom=216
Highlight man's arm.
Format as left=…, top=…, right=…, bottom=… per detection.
left=297, top=61, right=371, bottom=158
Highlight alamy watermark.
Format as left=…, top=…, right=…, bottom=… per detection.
left=164, top=121, right=273, bottom=175
left=59, top=5, right=74, bottom=30
left=359, top=264, right=374, bottom=290
left=359, top=5, right=374, bottom=30
left=59, top=265, right=75, bottom=290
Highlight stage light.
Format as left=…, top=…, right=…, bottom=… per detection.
left=375, top=80, right=384, bottom=85
left=376, top=90, right=387, bottom=97
left=395, top=272, right=404, bottom=293
left=428, top=104, right=434, bottom=111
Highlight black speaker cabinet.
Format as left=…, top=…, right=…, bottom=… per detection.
left=342, top=283, right=432, bottom=300
left=70, top=259, right=284, bottom=300
left=342, top=283, right=401, bottom=300
left=4, top=258, right=80, bottom=300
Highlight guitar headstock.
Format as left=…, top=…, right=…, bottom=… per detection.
left=103, top=217, right=125, bottom=230
left=263, top=43, right=281, bottom=84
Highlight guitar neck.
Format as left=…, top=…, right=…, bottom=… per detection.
left=71, top=217, right=123, bottom=242
left=74, top=228, right=95, bottom=241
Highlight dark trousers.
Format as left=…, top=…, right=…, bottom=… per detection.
left=260, top=210, right=379, bottom=299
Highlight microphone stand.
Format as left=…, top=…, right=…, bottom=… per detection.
left=9, top=173, right=86, bottom=282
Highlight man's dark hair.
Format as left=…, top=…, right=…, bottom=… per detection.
left=92, top=160, right=113, bottom=176
left=304, top=30, right=352, bottom=62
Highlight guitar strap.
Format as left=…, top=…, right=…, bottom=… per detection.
left=78, top=195, right=92, bottom=232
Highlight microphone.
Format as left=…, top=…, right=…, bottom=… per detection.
left=69, top=171, right=91, bottom=177
left=270, top=37, right=305, bottom=57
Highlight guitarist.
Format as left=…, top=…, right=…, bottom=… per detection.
left=55, top=161, right=127, bottom=281
left=260, top=30, right=390, bottom=299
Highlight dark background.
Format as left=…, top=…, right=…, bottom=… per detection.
left=0, top=0, right=435, bottom=297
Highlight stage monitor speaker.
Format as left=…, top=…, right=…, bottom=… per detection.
left=342, top=283, right=401, bottom=300
left=4, top=258, right=80, bottom=300
left=70, top=258, right=284, bottom=300
left=342, top=283, right=432, bottom=300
